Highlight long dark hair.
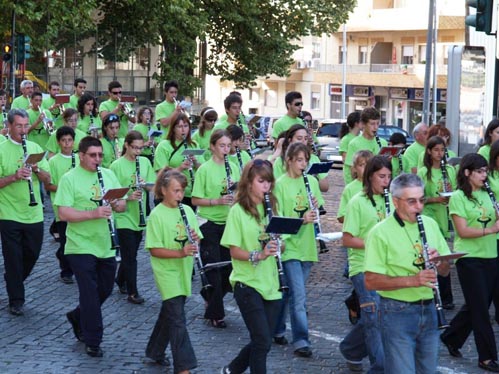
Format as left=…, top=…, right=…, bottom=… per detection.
left=280, top=124, right=308, bottom=164
left=285, top=142, right=310, bottom=172
left=122, top=130, right=144, bottom=156
left=167, top=113, right=194, bottom=147
left=363, top=155, right=392, bottom=205
left=340, top=111, right=361, bottom=139
left=457, top=153, right=488, bottom=201
left=423, top=136, right=446, bottom=182
left=199, top=107, right=218, bottom=137
left=77, top=92, right=98, bottom=117
left=489, top=139, right=499, bottom=177
left=235, top=159, right=276, bottom=223
left=483, top=119, right=499, bottom=146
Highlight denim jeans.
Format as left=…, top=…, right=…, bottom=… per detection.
left=274, top=260, right=312, bottom=350
left=380, top=297, right=439, bottom=374
left=340, top=273, right=383, bottom=374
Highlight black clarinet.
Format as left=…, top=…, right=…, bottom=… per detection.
left=71, top=151, right=76, bottom=168
left=182, top=136, right=195, bottom=186
left=235, top=146, right=244, bottom=173
left=375, top=133, right=382, bottom=149
left=178, top=201, right=212, bottom=291
left=21, top=134, right=38, bottom=206
left=302, top=171, right=321, bottom=237
left=95, top=165, right=120, bottom=251
left=223, top=154, right=234, bottom=195
left=383, top=188, right=390, bottom=216
left=135, top=156, right=147, bottom=228
left=397, top=153, right=404, bottom=175
left=484, top=180, right=499, bottom=216
left=263, top=192, right=288, bottom=292
left=440, top=159, right=454, bottom=231
left=416, top=214, right=449, bottom=329
left=147, top=118, right=155, bottom=163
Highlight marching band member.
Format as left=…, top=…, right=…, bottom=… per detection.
left=110, top=131, right=155, bottom=304
left=440, top=154, right=499, bottom=372
left=226, top=124, right=251, bottom=172
left=101, top=113, right=125, bottom=168
left=99, top=81, right=136, bottom=138
left=364, top=173, right=450, bottom=373
left=56, top=136, right=126, bottom=357
left=417, top=124, right=457, bottom=168
left=478, top=119, right=499, bottom=162
left=272, top=142, right=324, bottom=358
left=155, top=80, right=183, bottom=132
left=339, top=111, right=362, bottom=185
left=45, top=126, right=80, bottom=284
left=144, top=169, right=201, bottom=373
left=220, top=159, right=282, bottom=374
left=11, top=80, right=33, bottom=110
left=41, top=81, right=64, bottom=130
left=154, top=113, right=201, bottom=208
left=0, top=109, right=50, bottom=316
left=192, top=107, right=218, bottom=162
left=133, top=106, right=157, bottom=163
left=191, top=129, right=240, bottom=328
left=27, top=92, right=50, bottom=150
left=46, top=108, right=87, bottom=158
left=77, top=93, right=101, bottom=136
left=68, top=78, right=87, bottom=109
left=339, top=155, right=393, bottom=373
left=388, top=132, right=407, bottom=177
left=402, top=122, right=428, bottom=173
left=271, top=91, right=305, bottom=142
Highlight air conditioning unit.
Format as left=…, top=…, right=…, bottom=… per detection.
left=307, top=60, right=313, bottom=68
left=296, top=60, right=307, bottom=69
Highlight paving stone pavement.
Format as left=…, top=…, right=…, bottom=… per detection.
left=0, top=168, right=495, bottom=373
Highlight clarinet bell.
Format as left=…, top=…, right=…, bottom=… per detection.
left=436, top=306, right=450, bottom=329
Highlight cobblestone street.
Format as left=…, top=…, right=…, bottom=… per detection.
left=0, top=168, right=493, bottom=373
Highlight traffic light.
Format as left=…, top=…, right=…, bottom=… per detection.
left=24, top=35, right=31, bottom=60
left=16, top=34, right=25, bottom=64
left=465, top=0, right=494, bottom=34
left=2, top=44, right=12, bottom=62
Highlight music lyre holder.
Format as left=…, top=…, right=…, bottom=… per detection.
left=99, top=187, right=130, bottom=202
left=55, top=94, right=70, bottom=105
left=306, top=161, right=333, bottom=175
left=147, top=129, right=164, bottom=138
left=24, top=151, right=47, bottom=166
left=379, top=146, right=404, bottom=158
left=265, top=216, right=303, bottom=236
left=181, top=149, right=205, bottom=157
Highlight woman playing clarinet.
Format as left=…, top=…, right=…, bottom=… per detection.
left=440, top=154, right=499, bottom=372
left=192, top=107, right=218, bottom=162
left=219, top=159, right=282, bottom=374
left=110, top=131, right=155, bottom=304
left=144, top=169, right=201, bottom=373
left=191, top=129, right=240, bottom=328
left=272, top=142, right=324, bottom=358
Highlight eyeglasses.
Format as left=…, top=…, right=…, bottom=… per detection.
left=111, top=91, right=122, bottom=95
left=130, top=146, right=144, bottom=151
left=294, top=102, right=304, bottom=107
left=395, top=197, right=426, bottom=206
left=105, top=114, right=119, bottom=124
left=84, top=152, right=103, bottom=158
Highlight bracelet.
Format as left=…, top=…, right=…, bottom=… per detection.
left=249, top=250, right=261, bottom=266
left=483, top=228, right=486, bottom=237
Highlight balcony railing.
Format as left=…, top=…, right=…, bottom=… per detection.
left=314, top=63, right=448, bottom=75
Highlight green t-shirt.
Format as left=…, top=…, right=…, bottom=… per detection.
left=0, top=139, right=49, bottom=223
left=271, top=115, right=304, bottom=139
left=41, top=97, right=64, bottom=129
left=54, top=166, right=121, bottom=258
left=272, top=154, right=327, bottom=181
left=145, top=203, right=202, bottom=300
left=337, top=179, right=363, bottom=220
left=478, top=144, right=491, bottom=162
left=228, top=150, right=251, bottom=174
left=68, top=94, right=79, bottom=109
left=345, top=136, right=388, bottom=167
left=392, top=153, right=408, bottom=177
left=110, top=156, right=156, bottom=231
left=417, top=148, right=457, bottom=169
left=192, top=128, right=214, bottom=162
left=101, top=137, right=125, bottom=169
left=417, top=165, right=457, bottom=238
left=153, top=139, right=202, bottom=197
left=365, top=214, right=450, bottom=302
left=45, top=127, right=87, bottom=155
left=27, top=108, right=50, bottom=150
left=343, top=192, right=393, bottom=277
left=488, top=171, right=499, bottom=197
left=221, top=203, right=282, bottom=300
left=339, top=133, right=357, bottom=184
left=214, top=118, right=250, bottom=135
left=48, top=152, right=80, bottom=221
left=99, top=99, right=130, bottom=138
left=155, top=100, right=175, bottom=137
left=11, top=95, right=30, bottom=110
left=402, top=141, right=425, bottom=172
left=78, top=114, right=102, bottom=136
left=192, top=158, right=240, bottom=223
left=273, top=174, right=324, bottom=262
left=132, top=123, right=162, bottom=157
left=449, top=189, right=498, bottom=259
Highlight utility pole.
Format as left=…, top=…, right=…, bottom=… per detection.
left=422, top=0, right=435, bottom=126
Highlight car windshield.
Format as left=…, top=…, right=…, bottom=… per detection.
left=317, top=123, right=341, bottom=137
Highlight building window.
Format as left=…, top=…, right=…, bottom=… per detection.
left=373, top=0, right=394, bottom=9
left=311, top=91, right=321, bottom=110
left=401, top=45, right=414, bottom=65
left=264, top=86, right=278, bottom=108
left=338, top=46, right=346, bottom=64
left=358, top=45, right=368, bottom=64
left=312, top=42, right=321, bottom=59
left=418, top=45, right=427, bottom=63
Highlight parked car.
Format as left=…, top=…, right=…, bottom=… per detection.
left=376, top=125, right=414, bottom=145
left=316, top=119, right=346, bottom=166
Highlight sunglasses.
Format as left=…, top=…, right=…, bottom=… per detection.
left=105, top=114, right=119, bottom=124
left=293, top=102, right=304, bottom=107
left=85, top=152, right=103, bottom=158
left=111, top=91, right=122, bottom=95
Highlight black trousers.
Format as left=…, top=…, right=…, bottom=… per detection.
left=0, top=219, right=43, bottom=307
left=115, top=228, right=143, bottom=296
left=228, top=283, right=280, bottom=374
left=441, top=257, right=498, bottom=362
left=55, top=221, right=73, bottom=278
left=145, top=296, right=197, bottom=373
left=199, top=220, right=232, bottom=320
left=66, top=254, right=116, bottom=347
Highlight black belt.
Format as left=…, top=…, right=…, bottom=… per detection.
left=382, top=297, right=433, bottom=306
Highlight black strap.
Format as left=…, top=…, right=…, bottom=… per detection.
left=169, top=140, right=185, bottom=162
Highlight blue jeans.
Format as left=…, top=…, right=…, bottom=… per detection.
left=340, top=273, right=383, bottom=374
left=380, top=297, right=439, bottom=374
left=274, top=260, right=312, bottom=350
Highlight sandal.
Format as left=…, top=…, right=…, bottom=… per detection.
left=210, top=319, right=227, bottom=328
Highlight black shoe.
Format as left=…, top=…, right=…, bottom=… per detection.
left=60, top=276, right=74, bottom=284
left=144, top=356, right=170, bottom=366
left=9, top=305, right=24, bottom=316
left=115, top=281, right=127, bottom=294
left=479, top=360, right=499, bottom=372
left=127, top=294, right=145, bottom=305
left=85, top=345, right=103, bottom=357
left=294, top=346, right=313, bottom=358
left=440, top=334, right=462, bottom=358
left=442, top=303, right=455, bottom=310
left=210, top=319, right=227, bottom=328
left=273, top=336, right=288, bottom=345
left=66, top=311, right=82, bottom=342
